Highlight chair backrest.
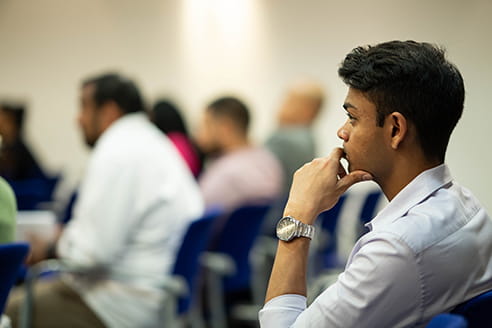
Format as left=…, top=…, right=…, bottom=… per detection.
left=9, top=176, right=60, bottom=210
left=452, top=290, right=492, bottom=328
left=213, top=204, right=270, bottom=293
left=317, top=195, right=347, bottom=268
left=0, top=242, right=30, bottom=314
left=426, top=313, right=468, bottom=328
left=359, top=190, right=383, bottom=225
left=172, top=210, right=220, bottom=314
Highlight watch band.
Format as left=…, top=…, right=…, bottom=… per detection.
left=277, top=216, right=315, bottom=241
left=296, top=219, right=315, bottom=239
left=295, top=218, right=315, bottom=239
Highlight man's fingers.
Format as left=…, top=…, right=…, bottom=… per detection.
left=337, top=170, right=373, bottom=192
left=328, top=147, right=345, bottom=160
left=337, top=162, right=347, bottom=179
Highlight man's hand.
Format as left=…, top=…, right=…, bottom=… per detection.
left=25, top=225, right=62, bottom=265
left=284, top=147, right=372, bottom=225
left=26, top=233, right=51, bottom=265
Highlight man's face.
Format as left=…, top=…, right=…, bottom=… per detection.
left=195, top=109, right=221, bottom=156
left=277, top=92, right=297, bottom=124
left=78, top=84, right=102, bottom=148
left=0, top=110, right=16, bottom=144
left=337, top=87, right=388, bottom=179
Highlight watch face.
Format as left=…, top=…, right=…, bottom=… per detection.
left=277, top=217, right=296, bottom=241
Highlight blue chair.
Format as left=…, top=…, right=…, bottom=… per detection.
left=59, top=190, right=78, bottom=224
left=452, top=290, right=492, bottom=328
left=359, top=190, right=383, bottom=226
left=316, top=195, right=347, bottom=269
left=202, top=203, right=271, bottom=328
left=0, top=243, right=30, bottom=315
left=314, top=190, right=382, bottom=273
left=170, top=210, right=220, bottom=321
left=427, top=313, right=468, bottom=328
left=9, top=176, right=60, bottom=210
left=19, top=211, right=221, bottom=328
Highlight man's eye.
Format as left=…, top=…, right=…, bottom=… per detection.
left=346, top=112, right=355, bottom=120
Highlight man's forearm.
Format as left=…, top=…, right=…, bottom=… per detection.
left=265, top=237, right=311, bottom=303
left=264, top=149, right=371, bottom=304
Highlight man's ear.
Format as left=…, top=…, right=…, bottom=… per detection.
left=387, top=112, right=407, bottom=150
left=99, top=101, right=123, bottom=130
left=218, top=116, right=235, bottom=136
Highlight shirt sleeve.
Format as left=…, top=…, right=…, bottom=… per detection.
left=260, top=233, right=422, bottom=328
left=259, top=294, right=307, bottom=327
left=57, top=153, right=145, bottom=268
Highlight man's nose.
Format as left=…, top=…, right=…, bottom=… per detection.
left=337, top=126, right=349, bottom=141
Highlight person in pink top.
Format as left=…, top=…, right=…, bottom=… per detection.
left=151, top=100, right=202, bottom=177
left=195, top=96, right=283, bottom=212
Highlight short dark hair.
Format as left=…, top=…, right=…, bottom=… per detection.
left=207, top=96, right=250, bottom=134
left=81, top=73, right=145, bottom=114
left=152, top=100, right=188, bottom=135
left=338, top=40, right=465, bottom=163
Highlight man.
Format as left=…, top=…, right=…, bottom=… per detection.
left=7, top=73, right=204, bottom=327
left=0, top=103, right=47, bottom=181
left=259, top=41, right=492, bottom=327
left=196, top=96, right=282, bottom=212
left=265, top=78, right=324, bottom=194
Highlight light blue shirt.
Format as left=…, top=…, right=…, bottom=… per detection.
left=259, top=164, right=492, bottom=327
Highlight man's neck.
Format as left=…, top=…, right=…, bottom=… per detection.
left=221, top=137, right=250, bottom=154
left=379, top=156, right=441, bottom=201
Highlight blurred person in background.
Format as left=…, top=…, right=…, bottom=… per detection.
left=262, top=79, right=325, bottom=235
left=0, top=177, right=16, bottom=243
left=195, top=96, right=282, bottom=213
left=6, top=73, right=204, bottom=328
left=151, top=99, right=202, bottom=178
left=265, top=78, right=325, bottom=195
left=0, top=103, right=59, bottom=210
left=0, top=103, right=47, bottom=182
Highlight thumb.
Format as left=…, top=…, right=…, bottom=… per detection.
left=337, top=170, right=373, bottom=192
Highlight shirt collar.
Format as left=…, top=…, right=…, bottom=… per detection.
left=94, top=112, right=147, bottom=147
left=366, top=164, right=453, bottom=231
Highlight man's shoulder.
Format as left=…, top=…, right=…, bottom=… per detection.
left=374, top=183, right=490, bottom=254
left=201, top=147, right=283, bottom=187
left=212, top=147, right=276, bottom=166
left=266, top=127, right=313, bottom=147
left=96, top=116, right=169, bottom=157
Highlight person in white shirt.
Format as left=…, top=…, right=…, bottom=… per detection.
left=259, top=41, right=492, bottom=327
left=7, top=73, right=204, bottom=328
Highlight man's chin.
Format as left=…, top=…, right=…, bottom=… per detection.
left=347, top=163, right=361, bottom=173
left=84, top=138, right=96, bottom=148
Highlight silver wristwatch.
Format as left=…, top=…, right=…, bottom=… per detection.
left=276, top=216, right=315, bottom=242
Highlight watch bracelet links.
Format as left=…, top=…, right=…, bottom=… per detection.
left=296, top=220, right=315, bottom=239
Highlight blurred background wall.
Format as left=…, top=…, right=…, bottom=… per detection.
left=0, top=0, right=490, bottom=211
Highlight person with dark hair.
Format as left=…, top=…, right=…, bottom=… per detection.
left=78, top=73, right=145, bottom=148
left=260, top=41, right=492, bottom=327
left=151, top=100, right=202, bottom=177
left=0, top=103, right=47, bottom=181
left=7, top=73, right=204, bottom=328
left=196, top=96, right=282, bottom=212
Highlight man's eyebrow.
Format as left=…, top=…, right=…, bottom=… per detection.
left=343, top=102, right=358, bottom=110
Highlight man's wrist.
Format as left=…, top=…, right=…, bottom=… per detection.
left=45, top=242, right=58, bottom=259
left=283, top=203, right=317, bottom=225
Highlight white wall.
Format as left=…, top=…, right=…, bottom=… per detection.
left=1, top=0, right=491, bottom=211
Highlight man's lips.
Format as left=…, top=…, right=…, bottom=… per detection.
left=341, top=147, right=348, bottom=159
